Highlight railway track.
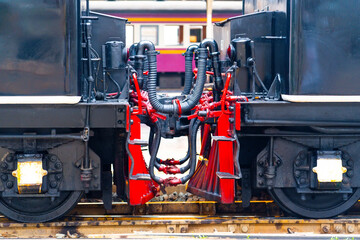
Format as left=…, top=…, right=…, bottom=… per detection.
left=1, top=201, right=360, bottom=238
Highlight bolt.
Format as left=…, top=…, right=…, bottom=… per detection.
left=229, top=106, right=235, bottom=111
left=1, top=175, right=8, bottom=181
left=276, top=160, right=281, bottom=165
left=347, top=160, right=354, bottom=167
left=343, top=153, right=350, bottom=160
left=258, top=172, right=263, bottom=177
left=335, top=225, right=342, bottom=233
left=300, top=178, right=306, bottom=184
left=258, top=160, right=264, bottom=166
left=258, top=180, right=264, bottom=186
left=55, top=174, right=62, bottom=180
left=0, top=162, right=8, bottom=169
left=343, top=178, right=349, bottom=184
left=294, top=171, right=300, bottom=178
left=94, top=174, right=98, bottom=179
left=347, top=170, right=353, bottom=178
left=295, top=160, right=301, bottom=166
left=229, top=118, right=235, bottom=123
left=118, top=108, right=123, bottom=113
left=180, top=226, right=187, bottom=233
left=322, top=225, right=329, bottom=233
left=93, top=183, right=99, bottom=188
left=118, top=120, right=123, bottom=124
left=299, top=152, right=306, bottom=160
left=347, top=225, right=355, bottom=233
left=50, top=181, right=57, bottom=188
left=6, top=181, right=13, bottom=188
left=50, top=156, right=57, bottom=162
left=5, top=156, right=12, bottom=162
left=241, top=225, right=249, bottom=233
left=55, top=162, right=62, bottom=169
left=168, top=227, right=175, bottom=233
left=300, top=194, right=306, bottom=201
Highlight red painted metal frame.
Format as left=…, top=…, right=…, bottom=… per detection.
left=187, top=72, right=248, bottom=203
left=128, top=114, right=159, bottom=205
left=127, top=73, right=160, bottom=205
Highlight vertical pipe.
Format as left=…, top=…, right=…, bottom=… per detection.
left=269, top=137, right=274, bottom=166
left=102, top=45, right=107, bottom=100
left=206, top=0, right=214, bottom=39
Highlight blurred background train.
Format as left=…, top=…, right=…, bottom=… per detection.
left=90, top=1, right=242, bottom=88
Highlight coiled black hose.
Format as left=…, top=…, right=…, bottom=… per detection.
left=149, top=127, right=190, bottom=165
left=148, top=119, right=201, bottom=184
left=199, top=39, right=223, bottom=101
left=148, top=120, right=163, bottom=184
left=143, top=56, right=149, bottom=91
left=179, top=118, right=201, bottom=183
left=134, top=41, right=154, bottom=89
left=147, top=46, right=208, bottom=114
left=128, top=43, right=138, bottom=67
left=182, top=44, right=198, bottom=95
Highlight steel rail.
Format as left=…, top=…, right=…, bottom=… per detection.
left=1, top=201, right=360, bottom=237
left=1, top=214, right=360, bottom=237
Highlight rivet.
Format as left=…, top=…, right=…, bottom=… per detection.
left=50, top=181, right=57, bottom=188
left=347, top=224, right=355, bottom=233
left=6, top=181, right=13, bottom=188
left=0, top=162, right=8, bottom=169
left=241, top=225, right=249, bottom=233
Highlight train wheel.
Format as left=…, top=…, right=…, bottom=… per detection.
left=0, top=191, right=82, bottom=222
left=269, top=188, right=360, bottom=218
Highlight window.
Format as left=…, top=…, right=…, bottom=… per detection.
left=140, top=25, right=158, bottom=45
left=126, top=25, right=134, bottom=47
left=190, top=26, right=203, bottom=43
left=164, top=26, right=183, bottom=46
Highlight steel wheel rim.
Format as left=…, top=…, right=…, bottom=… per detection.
left=269, top=188, right=360, bottom=218
left=0, top=191, right=82, bottom=223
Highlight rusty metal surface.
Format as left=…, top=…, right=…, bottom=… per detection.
left=1, top=201, right=360, bottom=238
left=71, top=200, right=281, bottom=216
left=2, top=215, right=360, bottom=238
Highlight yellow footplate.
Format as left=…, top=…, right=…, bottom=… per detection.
left=12, top=155, right=48, bottom=194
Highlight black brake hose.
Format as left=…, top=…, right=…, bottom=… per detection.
left=199, top=39, right=223, bottom=102
left=148, top=120, right=162, bottom=184
left=149, top=119, right=201, bottom=184
left=148, top=125, right=190, bottom=166
left=182, top=44, right=198, bottom=95
left=179, top=119, right=202, bottom=183
left=144, top=40, right=208, bottom=115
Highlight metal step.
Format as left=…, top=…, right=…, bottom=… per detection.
left=216, top=172, right=241, bottom=179
left=212, top=136, right=235, bottom=141
left=130, top=174, right=151, bottom=180
left=128, top=139, right=149, bottom=146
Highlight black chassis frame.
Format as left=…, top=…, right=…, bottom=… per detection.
left=239, top=100, right=360, bottom=192
left=0, top=101, right=128, bottom=194
left=0, top=101, right=128, bottom=129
